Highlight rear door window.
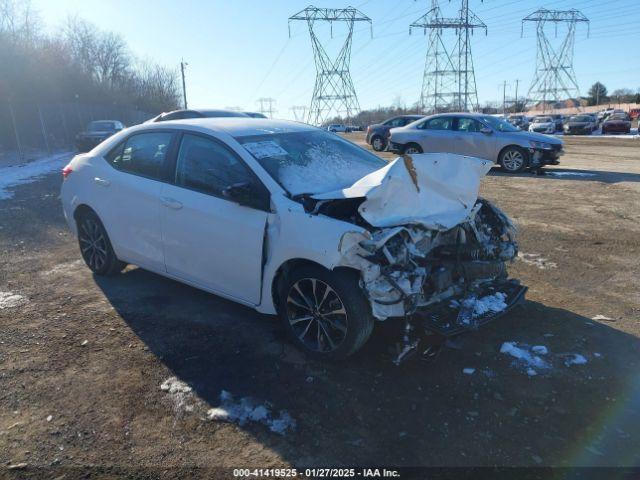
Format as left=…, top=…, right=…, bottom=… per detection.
left=112, top=132, right=173, bottom=180
left=418, top=117, right=454, bottom=130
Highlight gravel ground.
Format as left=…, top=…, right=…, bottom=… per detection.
left=0, top=134, right=639, bottom=476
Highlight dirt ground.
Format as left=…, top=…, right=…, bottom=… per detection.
left=1, top=133, right=639, bottom=476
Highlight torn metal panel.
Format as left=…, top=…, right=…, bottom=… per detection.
left=313, top=153, right=494, bottom=230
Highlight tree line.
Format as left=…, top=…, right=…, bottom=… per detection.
left=0, top=0, right=181, bottom=115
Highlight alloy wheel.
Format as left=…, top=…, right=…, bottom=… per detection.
left=502, top=149, right=525, bottom=172
left=286, top=278, right=348, bottom=353
left=78, top=217, right=108, bottom=272
left=372, top=137, right=384, bottom=150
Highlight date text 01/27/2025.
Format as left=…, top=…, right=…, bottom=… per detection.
left=232, top=468, right=401, bottom=478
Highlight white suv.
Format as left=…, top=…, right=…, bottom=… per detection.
left=61, top=118, right=525, bottom=361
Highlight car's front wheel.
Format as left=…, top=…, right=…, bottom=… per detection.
left=499, top=146, right=528, bottom=173
left=76, top=210, right=125, bottom=276
left=279, top=265, right=375, bottom=360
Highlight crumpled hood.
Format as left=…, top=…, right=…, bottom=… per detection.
left=312, top=153, right=493, bottom=230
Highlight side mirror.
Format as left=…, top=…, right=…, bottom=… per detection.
left=480, top=127, right=493, bottom=135
left=222, top=181, right=271, bottom=211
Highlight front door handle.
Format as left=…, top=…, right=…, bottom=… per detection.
left=161, top=197, right=183, bottom=210
left=94, top=177, right=110, bottom=187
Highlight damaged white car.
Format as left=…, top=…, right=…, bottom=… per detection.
left=61, top=118, right=526, bottom=361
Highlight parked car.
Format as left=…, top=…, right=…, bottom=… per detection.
left=147, top=109, right=249, bottom=123
left=549, top=114, right=564, bottom=132
left=75, top=120, right=125, bottom=152
left=388, top=113, right=564, bottom=173
left=529, top=116, right=556, bottom=134
left=563, top=115, right=597, bottom=135
left=244, top=112, right=268, bottom=119
left=366, top=115, right=425, bottom=151
left=327, top=124, right=347, bottom=133
left=60, top=118, right=525, bottom=360
left=601, top=113, right=631, bottom=134
left=506, top=114, right=529, bottom=130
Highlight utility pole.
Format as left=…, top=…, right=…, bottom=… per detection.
left=290, top=105, right=308, bottom=123
left=257, top=97, right=277, bottom=118
left=289, top=6, right=372, bottom=125
left=410, top=0, right=486, bottom=113
left=180, top=59, right=188, bottom=109
left=514, top=79, right=520, bottom=112
left=502, top=80, right=507, bottom=116
left=522, top=9, right=589, bottom=111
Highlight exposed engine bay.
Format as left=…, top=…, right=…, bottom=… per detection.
left=299, top=153, right=527, bottom=363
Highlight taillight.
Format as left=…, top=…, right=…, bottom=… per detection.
left=62, top=164, right=73, bottom=179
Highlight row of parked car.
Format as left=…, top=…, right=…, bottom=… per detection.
left=509, top=109, right=633, bottom=135
left=365, top=113, right=564, bottom=173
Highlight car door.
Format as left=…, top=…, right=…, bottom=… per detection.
left=160, top=132, right=271, bottom=305
left=100, top=131, right=174, bottom=272
left=453, top=117, right=497, bottom=160
left=414, top=116, right=456, bottom=153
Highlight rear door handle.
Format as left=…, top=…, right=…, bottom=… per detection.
left=161, top=197, right=183, bottom=210
left=94, top=177, right=110, bottom=187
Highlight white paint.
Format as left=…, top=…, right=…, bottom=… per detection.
left=0, top=153, right=73, bottom=200
left=314, top=154, right=493, bottom=230
left=0, top=291, right=27, bottom=309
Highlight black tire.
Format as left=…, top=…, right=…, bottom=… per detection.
left=499, top=146, right=528, bottom=173
left=371, top=135, right=386, bottom=152
left=76, top=210, right=125, bottom=276
left=403, top=143, right=423, bottom=155
left=278, top=264, right=375, bottom=360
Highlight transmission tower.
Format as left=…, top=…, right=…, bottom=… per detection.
left=290, top=105, right=308, bottom=123
left=289, top=6, right=372, bottom=126
left=411, top=0, right=486, bottom=113
left=522, top=9, right=589, bottom=111
left=257, top=97, right=277, bottom=118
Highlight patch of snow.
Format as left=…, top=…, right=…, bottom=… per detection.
left=532, top=345, right=548, bottom=355
left=564, top=354, right=588, bottom=366
left=500, top=342, right=550, bottom=375
left=80, top=340, right=88, bottom=346
left=208, top=390, right=295, bottom=435
left=464, top=292, right=507, bottom=317
left=462, top=368, right=476, bottom=375
left=592, top=314, right=612, bottom=321
left=0, top=152, right=73, bottom=200
left=546, top=171, right=596, bottom=178
left=160, top=377, right=192, bottom=394
left=46, top=415, right=53, bottom=422
left=517, top=252, right=557, bottom=270
left=594, top=352, right=602, bottom=358
left=0, top=291, right=27, bottom=309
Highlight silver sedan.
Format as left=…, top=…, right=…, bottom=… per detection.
left=388, top=113, right=564, bottom=173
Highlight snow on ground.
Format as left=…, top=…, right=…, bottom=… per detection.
left=207, top=390, right=296, bottom=435
left=546, top=171, right=597, bottom=178
left=500, top=342, right=590, bottom=376
left=462, top=368, right=476, bottom=375
left=592, top=314, right=613, bottom=321
left=0, top=291, right=27, bottom=309
left=0, top=152, right=73, bottom=200
left=517, top=252, right=557, bottom=270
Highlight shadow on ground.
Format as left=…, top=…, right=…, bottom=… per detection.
left=489, top=168, right=640, bottom=184
left=95, top=267, right=640, bottom=467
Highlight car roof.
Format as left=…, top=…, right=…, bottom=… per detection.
left=138, top=117, right=318, bottom=137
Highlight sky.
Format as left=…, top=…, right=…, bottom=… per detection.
left=32, top=0, right=640, bottom=120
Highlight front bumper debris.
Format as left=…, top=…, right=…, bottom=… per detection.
left=415, top=279, right=527, bottom=336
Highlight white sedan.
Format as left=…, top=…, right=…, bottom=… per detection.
left=61, top=118, right=525, bottom=360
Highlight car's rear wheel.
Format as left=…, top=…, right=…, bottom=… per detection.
left=371, top=135, right=386, bottom=152
left=403, top=143, right=423, bottom=155
left=499, top=146, right=528, bottom=173
left=76, top=210, right=125, bottom=276
left=279, top=265, right=375, bottom=360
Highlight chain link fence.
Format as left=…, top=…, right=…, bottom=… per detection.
left=0, top=99, right=152, bottom=164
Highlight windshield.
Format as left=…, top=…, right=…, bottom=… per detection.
left=608, top=114, right=628, bottom=121
left=88, top=121, right=116, bottom=132
left=236, top=130, right=386, bottom=196
left=480, top=116, right=520, bottom=132
left=534, top=117, right=552, bottom=123
left=570, top=116, right=591, bottom=122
